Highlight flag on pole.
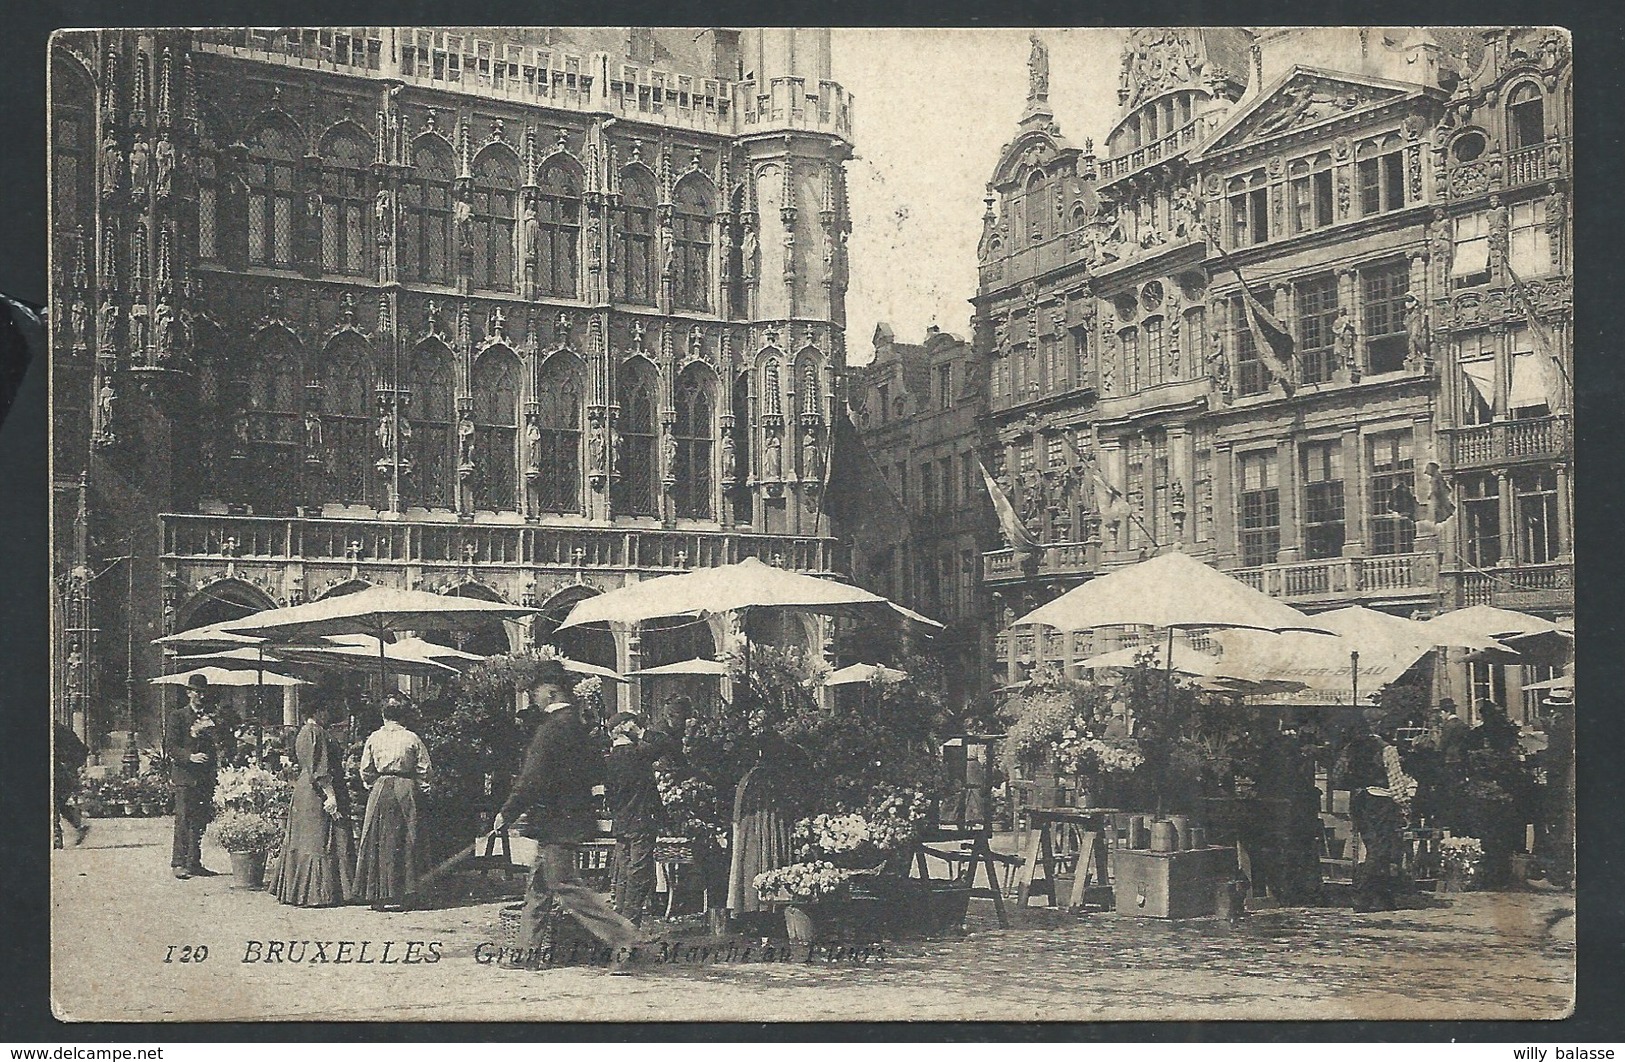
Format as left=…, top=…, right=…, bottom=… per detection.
left=1210, top=236, right=1297, bottom=397
left=978, top=461, right=1042, bottom=556
left=1064, top=432, right=1130, bottom=522
left=1506, top=260, right=1571, bottom=414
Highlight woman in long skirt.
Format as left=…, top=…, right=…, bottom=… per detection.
left=727, top=733, right=811, bottom=920
left=270, top=702, right=354, bottom=906
left=353, top=693, right=433, bottom=911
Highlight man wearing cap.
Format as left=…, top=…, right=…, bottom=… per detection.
left=605, top=698, right=690, bottom=925
left=492, top=660, right=648, bottom=969
left=166, top=674, right=223, bottom=879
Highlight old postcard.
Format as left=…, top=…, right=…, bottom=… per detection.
left=48, top=26, right=1574, bottom=1021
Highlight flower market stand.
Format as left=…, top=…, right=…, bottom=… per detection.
left=906, top=824, right=1010, bottom=929
left=1111, top=846, right=1238, bottom=919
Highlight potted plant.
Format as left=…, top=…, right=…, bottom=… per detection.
left=1439, top=835, right=1484, bottom=893
left=753, top=861, right=856, bottom=942
left=210, top=810, right=281, bottom=888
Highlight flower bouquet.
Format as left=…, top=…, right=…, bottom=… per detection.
left=210, top=808, right=282, bottom=889
left=213, top=764, right=292, bottom=821
left=793, top=812, right=879, bottom=868
left=753, top=860, right=855, bottom=904
left=1440, top=835, right=1485, bottom=892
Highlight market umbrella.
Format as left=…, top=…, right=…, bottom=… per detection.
left=1426, top=605, right=1573, bottom=666
left=823, top=662, right=910, bottom=687
left=153, top=620, right=266, bottom=651
left=628, top=658, right=731, bottom=678
left=1521, top=674, right=1574, bottom=692
left=556, top=557, right=943, bottom=631
left=150, top=666, right=308, bottom=687
left=1012, top=551, right=1333, bottom=635
left=1212, top=627, right=1433, bottom=705
left=271, top=635, right=465, bottom=678
left=1077, top=641, right=1308, bottom=699
left=223, top=586, right=536, bottom=689
left=559, top=657, right=630, bottom=683
left=1317, top=605, right=1509, bottom=653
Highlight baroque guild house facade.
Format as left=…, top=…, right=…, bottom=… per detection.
left=51, top=28, right=856, bottom=747
left=973, top=28, right=1570, bottom=719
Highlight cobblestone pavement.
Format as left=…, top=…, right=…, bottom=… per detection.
left=52, top=818, right=1574, bottom=1023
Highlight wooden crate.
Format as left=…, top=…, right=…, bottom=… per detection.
left=1111, top=846, right=1238, bottom=919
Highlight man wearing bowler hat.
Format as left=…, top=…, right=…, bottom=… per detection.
left=492, top=659, right=649, bottom=969
left=605, top=699, right=689, bottom=925
left=166, top=674, right=223, bottom=879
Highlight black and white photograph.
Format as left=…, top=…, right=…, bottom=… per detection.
left=45, top=25, right=1576, bottom=1022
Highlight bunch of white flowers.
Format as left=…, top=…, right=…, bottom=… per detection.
left=212, top=764, right=292, bottom=817
left=793, top=812, right=872, bottom=859
left=753, top=860, right=854, bottom=903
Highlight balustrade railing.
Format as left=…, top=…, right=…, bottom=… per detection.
left=1442, top=416, right=1569, bottom=468
left=981, top=540, right=1101, bottom=582
left=162, top=513, right=844, bottom=575
left=1227, top=552, right=1437, bottom=603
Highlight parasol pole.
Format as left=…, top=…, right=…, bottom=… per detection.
left=1350, top=650, right=1360, bottom=710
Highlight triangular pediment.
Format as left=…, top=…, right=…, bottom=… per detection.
left=1191, top=67, right=1429, bottom=161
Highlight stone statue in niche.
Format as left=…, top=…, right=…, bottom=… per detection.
left=453, top=198, right=473, bottom=250
left=128, top=136, right=150, bottom=192
left=154, top=138, right=175, bottom=199
left=69, top=296, right=89, bottom=352
left=525, top=418, right=542, bottom=474
left=521, top=200, right=540, bottom=262
left=303, top=410, right=323, bottom=460
left=587, top=215, right=603, bottom=268
left=741, top=226, right=759, bottom=280
left=801, top=428, right=821, bottom=481
left=588, top=420, right=607, bottom=476
left=96, top=381, right=116, bottom=432
left=457, top=415, right=475, bottom=468
left=101, top=132, right=122, bottom=192
left=764, top=430, right=782, bottom=479
left=1206, top=329, right=1232, bottom=401
left=721, top=430, right=737, bottom=481
left=660, top=222, right=676, bottom=279
left=376, top=407, right=396, bottom=459
left=663, top=429, right=679, bottom=480
left=232, top=411, right=251, bottom=453
left=1403, top=293, right=1429, bottom=370
left=1171, top=186, right=1197, bottom=239
left=1332, top=306, right=1359, bottom=378
left=152, top=295, right=176, bottom=361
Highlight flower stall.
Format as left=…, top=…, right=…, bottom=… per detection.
left=210, top=764, right=293, bottom=888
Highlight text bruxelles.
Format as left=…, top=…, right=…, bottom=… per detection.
left=240, top=940, right=443, bottom=964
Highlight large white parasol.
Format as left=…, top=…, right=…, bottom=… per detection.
left=823, top=662, right=910, bottom=687
left=150, top=666, right=307, bottom=687
left=223, top=585, right=536, bottom=688
left=628, top=658, right=732, bottom=678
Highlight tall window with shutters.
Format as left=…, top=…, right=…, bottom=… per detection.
left=616, top=360, right=659, bottom=516
left=674, top=366, right=715, bottom=519
left=1297, top=273, right=1340, bottom=384
left=321, top=341, right=374, bottom=505
left=1357, top=141, right=1406, bottom=216
left=1508, top=199, right=1553, bottom=277
left=1362, top=261, right=1410, bottom=374
left=672, top=178, right=714, bottom=312
left=1452, top=211, right=1492, bottom=288
left=320, top=130, right=371, bottom=277
left=1232, top=296, right=1270, bottom=396
left=1507, top=82, right=1545, bottom=151
left=246, top=122, right=299, bottom=268
left=1301, top=440, right=1346, bottom=560
left=616, top=170, right=657, bottom=305
left=471, top=349, right=520, bottom=511
left=1143, top=318, right=1165, bottom=387
left=535, top=160, right=580, bottom=298
left=1368, top=430, right=1416, bottom=556
left=1462, top=473, right=1501, bottom=567
left=1238, top=450, right=1280, bottom=567
left=400, top=139, right=455, bottom=285
left=410, top=344, right=456, bottom=509
left=1289, top=154, right=1334, bottom=234
left=470, top=148, right=519, bottom=292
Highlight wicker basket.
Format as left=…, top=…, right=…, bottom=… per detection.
left=496, top=899, right=603, bottom=969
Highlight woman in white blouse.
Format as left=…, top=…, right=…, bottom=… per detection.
left=353, top=691, right=433, bottom=911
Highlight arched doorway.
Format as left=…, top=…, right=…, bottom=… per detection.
left=418, top=582, right=517, bottom=658
left=169, top=580, right=281, bottom=743
left=535, top=585, right=621, bottom=711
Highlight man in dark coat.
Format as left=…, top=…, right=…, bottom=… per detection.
left=54, top=723, right=91, bottom=848
left=166, top=674, right=223, bottom=879
left=491, top=660, right=648, bottom=968
left=605, top=699, right=689, bottom=925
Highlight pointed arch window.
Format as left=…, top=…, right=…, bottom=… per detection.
left=615, top=360, right=659, bottom=516
left=246, top=122, right=299, bottom=267
left=320, top=130, right=372, bottom=276
left=242, top=331, right=304, bottom=513
left=471, top=349, right=520, bottom=511
left=471, top=148, right=519, bottom=292
left=674, top=366, right=715, bottom=519
left=536, top=160, right=580, bottom=298
left=673, top=178, right=714, bottom=312
left=616, top=170, right=657, bottom=305
left=401, top=139, right=454, bottom=284
left=410, top=344, right=456, bottom=509
left=536, top=354, right=584, bottom=513
left=322, top=343, right=374, bottom=504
